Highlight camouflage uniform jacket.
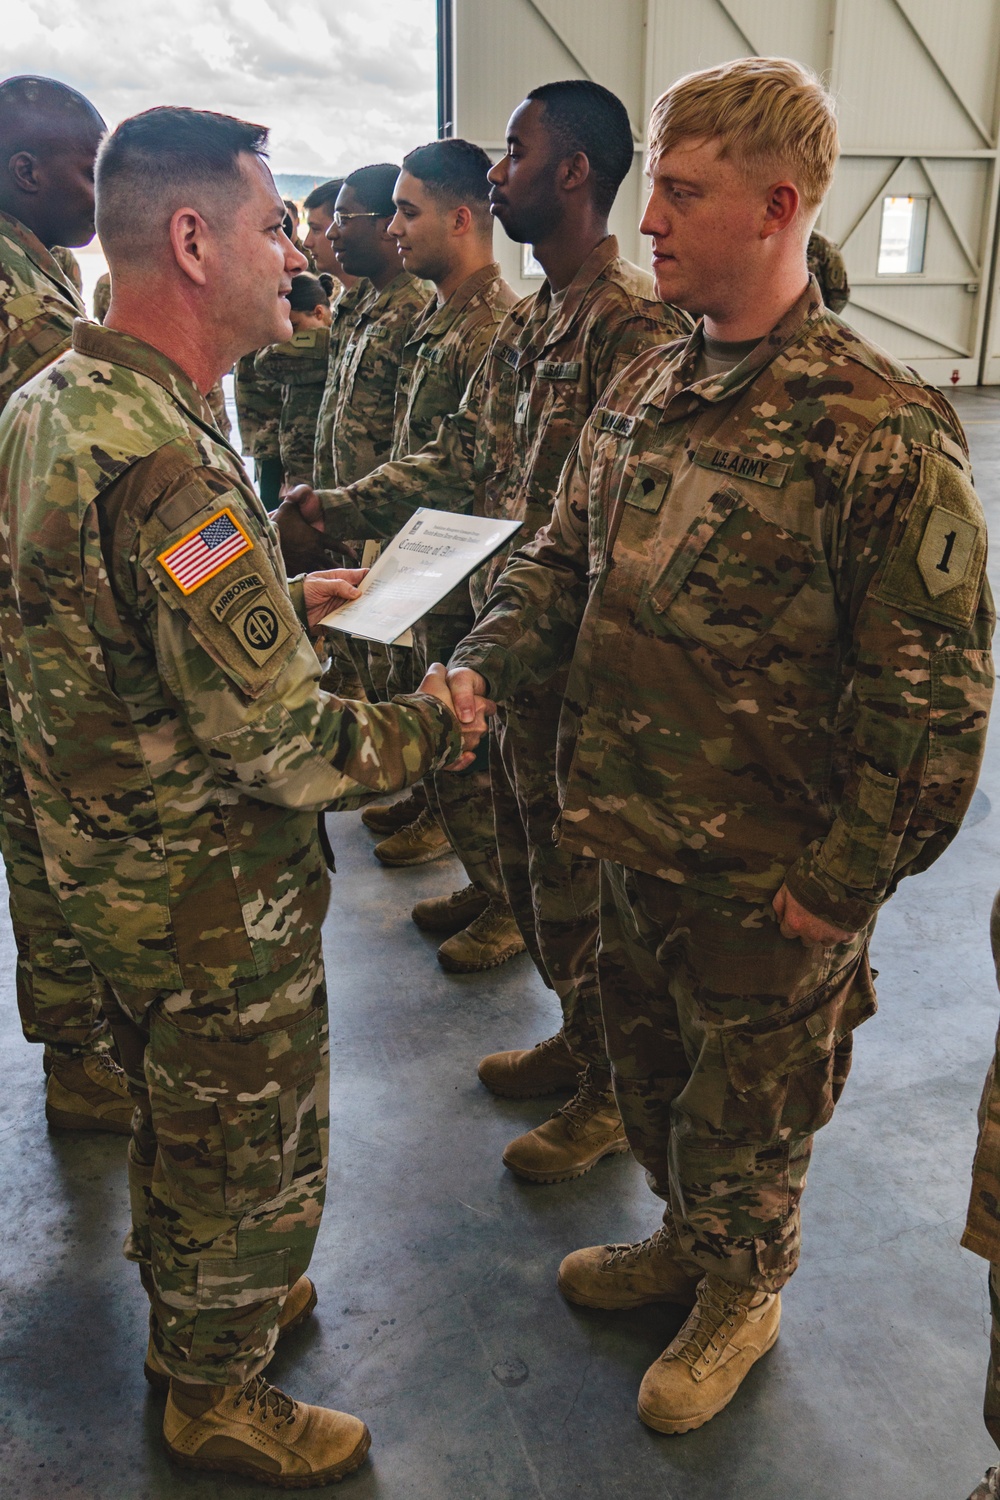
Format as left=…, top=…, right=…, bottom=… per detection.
left=0, top=320, right=462, bottom=991
left=254, top=326, right=330, bottom=486
left=314, top=270, right=425, bottom=489
left=808, top=230, right=850, bottom=314
left=450, top=280, right=994, bottom=929
left=313, top=236, right=691, bottom=607
left=0, top=210, right=85, bottom=410
left=50, top=245, right=83, bottom=295
left=234, top=348, right=281, bottom=463
left=388, top=261, right=516, bottom=613
left=312, top=279, right=370, bottom=487
left=964, top=889, right=1000, bottom=1261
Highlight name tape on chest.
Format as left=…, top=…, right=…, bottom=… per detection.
left=417, top=342, right=448, bottom=366
left=594, top=408, right=638, bottom=439
left=537, top=360, right=582, bottom=381
left=158, top=507, right=253, bottom=595
left=694, top=441, right=790, bottom=488
left=494, top=341, right=519, bottom=371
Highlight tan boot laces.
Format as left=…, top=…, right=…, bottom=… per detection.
left=605, top=1225, right=671, bottom=1270
left=670, top=1280, right=744, bottom=1372
left=553, top=1066, right=614, bottom=1138
left=468, top=895, right=516, bottom=939
left=234, top=1375, right=298, bottom=1427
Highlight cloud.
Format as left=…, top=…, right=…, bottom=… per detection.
left=6, top=0, right=437, bottom=174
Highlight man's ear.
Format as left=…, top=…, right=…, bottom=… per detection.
left=451, top=204, right=473, bottom=238
left=761, top=181, right=800, bottom=240
left=8, top=151, right=40, bottom=196
left=168, top=206, right=210, bottom=286
left=558, top=150, right=591, bottom=195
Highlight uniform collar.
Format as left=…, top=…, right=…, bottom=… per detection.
left=0, top=210, right=86, bottom=316
left=519, top=235, right=621, bottom=361
left=409, top=261, right=503, bottom=343
left=71, top=320, right=219, bottom=432
left=360, top=269, right=420, bottom=319
left=645, top=277, right=825, bottom=414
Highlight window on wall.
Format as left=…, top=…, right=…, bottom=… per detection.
left=877, top=195, right=929, bottom=275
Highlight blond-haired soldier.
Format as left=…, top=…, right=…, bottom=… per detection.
left=448, top=57, right=994, bottom=1431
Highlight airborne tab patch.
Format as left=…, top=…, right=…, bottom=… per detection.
left=594, top=409, right=638, bottom=439
left=158, top=508, right=253, bottom=595
left=694, top=441, right=790, bottom=488
left=210, top=571, right=266, bottom=621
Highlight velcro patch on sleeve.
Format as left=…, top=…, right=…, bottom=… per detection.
left=226, top=596, right=293, bottom=665
left=158, top=506, right=252, bottom=594
left=875, top=446, right=987, bottom=629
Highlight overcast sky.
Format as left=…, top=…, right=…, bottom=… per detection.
left=7, top=0, right=438, bottom=177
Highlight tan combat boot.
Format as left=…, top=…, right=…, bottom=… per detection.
left=969, top=1468, right=1000, bottom=1500
left=478, top=1031, right=580, bottom=1099
left=501, top=1067, right=629, bottom=1183
left=361, top=790, right=423, bottom=835
left=145, top=1275, right=318, bottom=1391
left=557, top=1226, right=702, bottom=1310
left=436, top=894, right=527, bottom=972
left=45, top=1052, right=134, bottom=1135
left=373, top=806, right=452, bottom=867
left=637, top=1274, right=781, bottom=1433
left=163, top=1374, right=371, bottom=1486
left=411, top=882, right=489, bottom=935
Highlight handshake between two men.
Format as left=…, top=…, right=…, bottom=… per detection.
left=301, top=565, right=496, bottom=773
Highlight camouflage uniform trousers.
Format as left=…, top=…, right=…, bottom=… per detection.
left=105, top=942, right=329, bottom=1385
left=0, top=687, right=108, bottom=1054
left=490, top=682, right=607, bottom=1071
left=598, top=862, right=876, bottom=1293
left=385, top=604, right=503, bottom=896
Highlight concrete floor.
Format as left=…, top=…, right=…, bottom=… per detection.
left=3, top=386, right=1000, bottom=1498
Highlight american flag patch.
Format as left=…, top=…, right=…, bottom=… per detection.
left=157, top=507, right=253, bottom=594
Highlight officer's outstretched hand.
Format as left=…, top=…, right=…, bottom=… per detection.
left=303, top=568, right=367, bottom=629
left=283, top=485, right=324, bottom=526
left=773, top=883, right=855, bottom=947
left=421, top=662, right=496, bottom=772
left=276, top=497, right=328, bottom=576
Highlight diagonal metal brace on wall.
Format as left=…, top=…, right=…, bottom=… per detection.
left=915, top=157, right=981, bottom=276
left=520, top=0, right=642, bottom=143
left=847, top=296, right=972, bottom=356
left=890, top=0, right=993, bottom=147
left=713, top=0, right=758, bottom=56
left=838, top=159, right=905, bottom=248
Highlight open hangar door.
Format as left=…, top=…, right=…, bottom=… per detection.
left=441, top=0, right=1000, bottom=386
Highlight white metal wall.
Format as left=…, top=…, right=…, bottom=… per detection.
left=449, top=0, right=1000, bottom=386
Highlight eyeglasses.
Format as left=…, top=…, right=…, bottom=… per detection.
left=332, top=211, right=384, bottom=227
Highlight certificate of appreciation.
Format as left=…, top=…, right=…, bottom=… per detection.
left=319, top=508, right=522, bottom=646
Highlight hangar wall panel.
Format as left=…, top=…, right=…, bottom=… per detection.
left=449, top=0, right=1000, bottom=383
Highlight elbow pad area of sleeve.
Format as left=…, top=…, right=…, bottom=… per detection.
left=203, top=695, right=359, bottom=810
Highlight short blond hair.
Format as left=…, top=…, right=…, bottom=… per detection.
left=648, top=57, right=838, bottom=210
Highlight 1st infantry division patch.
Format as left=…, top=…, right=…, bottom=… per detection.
left=158, top=507, right=253, bottom=595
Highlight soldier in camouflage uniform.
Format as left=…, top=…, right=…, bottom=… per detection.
left=50, top=242, right=83, bottom=293
left=318, top=139, right=522, bottom=957
left=280, top=82, right=689, bottom=1178
left=254, top=272, right=331, bottom=487
left=95, top=268, right=232, bottom=439
left=0, top=74, right=133, bottom=1132
left=0, top=106, right=487, bottom=1485
left=309, top=163, right=427, bottom=704
left=964, top=895, right=1000, bottom=1499
left=807, top=227, right=849, bottom=312
left=234, top=346, right=282, bottom=500
left=448, top=58, right=994, bottom=1432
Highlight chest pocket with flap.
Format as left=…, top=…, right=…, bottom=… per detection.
left=645, top=485, right=815, bottom=666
